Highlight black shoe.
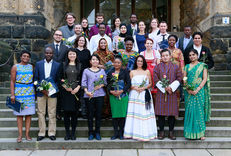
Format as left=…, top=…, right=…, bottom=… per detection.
left=95, top=133, right=101, bottom=140
left=49, top=136, right=56, bottom=141
left=158, top=131, right=165, bottom=140
left=71, top=135, right=76, bottom=140
left=37, top=136, right=45, bottom=141
left=111, top=134, right=118, bottom=140
left=64, top=135, right=70, bottom=140
left=88, top=134, right=94, bottom=140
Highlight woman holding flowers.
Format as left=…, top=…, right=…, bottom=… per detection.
left=140, top=38, right=160, bottom=94
left=10, top=50, right=35, bottom=143
left=124, top=55, right=157, bottom=141
left=183, top=49, right=211, bottom=140
left=112, top=23, right=128, bottom=53
left=107, top=55, right=131, bottom=140
left=60, top=48, right=81, bottom=140
left=118, top=36, right=139, bottom=72
left=81, top=54, right=107, bottom=140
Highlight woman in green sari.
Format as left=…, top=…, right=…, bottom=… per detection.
left=183, top=49, right=211, bottom=140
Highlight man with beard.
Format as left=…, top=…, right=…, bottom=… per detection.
left=126, top=14, right=139, bottom=37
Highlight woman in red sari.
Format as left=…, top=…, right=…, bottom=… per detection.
left=140, top=38, right=160, bottom=95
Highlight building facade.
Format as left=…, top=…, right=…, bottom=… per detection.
left=0, top=0, right=231, bottom=70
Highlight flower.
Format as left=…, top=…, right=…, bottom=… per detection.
left=183, top=77, right=188, bottom=81
left=118, top=38, right=121, bottom=42
left=82, top=31, right=84, bottom=35
left=62, top=38, right=66, bottom=41
left=100, top=75, right=104, bottom=79
left=112, top=73, right=115, bottom=76
left=114, top=74, right=119, bottom=79
left=61, top=79, right=65, bottom=82
left=163, top=75, right=167, bottom=79
left=202, top=51, right=205, bottom=55
left=34, top=81, right=38, bottom=85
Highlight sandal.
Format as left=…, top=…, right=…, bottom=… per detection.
left=17, top=137, right=22, bottom=143
left=26, top=136, right=32, bottom=141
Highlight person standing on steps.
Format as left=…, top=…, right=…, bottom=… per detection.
left=153, top=49, right=183, bottom=140
left=183, top=49, right=211, bottom=140
left=34, top=47, right=61, bottom=141
left=107, top=55, right=131, bottom=140
left=59, top=13, right=76, bottom=39
left=10, top=50, right=36, bottom=143
left=59, top=48, right=81, bottom=141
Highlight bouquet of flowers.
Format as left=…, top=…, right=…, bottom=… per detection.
left=34, top=77, right=58, bottom=96
left=104, top=60, right=113, bottom=74
left=160, top=75, right=170, bottom=102
left=117, top=38, right=125, bottom=50
left=82, top=31, right=89, bottom=39
left=200, top=51, right=208, bottom=63
left=137, top=77, right=147, bottom=97
left=61, top=79, right=79, bottom=101
left=90, top=75, right=105, bottom=100
left=183, top=77, right=195, bottom=91
left=111, top=73, right=125, bottom=100
left=62, top=38, right=73, bottom=47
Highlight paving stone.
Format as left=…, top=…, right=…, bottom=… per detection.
left=173, top=149, right=211, bottom=156
left=208, top=149, right=231, bottom=156
left=0, top=150, right=32, bottom=156
left=66, top=150, right=102, bottom=156
left=31, top=150, right=67, bottom=156
left=102, top=149, right=137, bottom=156
left=139, top=149, right=174, bottom=156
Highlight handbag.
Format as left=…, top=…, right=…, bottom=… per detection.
left=6, top=96, right=22, bottom=113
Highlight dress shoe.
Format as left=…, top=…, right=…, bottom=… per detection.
left=71, top=135, right=76, bottom=140
left=158, top=131, right=165, bottom=140
left=168, top=131, right=176, bottom=140
left=95, top=133, right=101, bottom=140
left=37, top=136, right=45, bottom=141
left=111, top=134, right=118, bottom=140
left=64, top=135, right=70, bottom=140
left=88, top=134, right=94, bottom=140
left=119, top=135, right=124, bottom=140
left=49, top=136, right=56, bottom=141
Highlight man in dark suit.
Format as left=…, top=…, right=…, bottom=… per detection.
left=34, top=47, right=61, bottom=141
left=45, top=30, right=68, bottom=63
left=126, top=14, right=139, bottom=36
left=176, top=26, right=193, bottom=54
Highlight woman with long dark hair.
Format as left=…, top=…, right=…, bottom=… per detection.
left=60, top=48, right=81, bottom=140
left=81, top=18, right=90, bottom=39
left=124, top=55, right=157, bottom=141
left=112, top=17, right=121, bottom=39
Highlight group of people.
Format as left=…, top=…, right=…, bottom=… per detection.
left=10, top=12, right=214, bottom=143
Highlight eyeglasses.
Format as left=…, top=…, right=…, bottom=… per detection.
left=54, top=34, right=62, bottom=36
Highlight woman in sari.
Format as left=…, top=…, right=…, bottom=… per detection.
left=183, top=49, right=211, bottom=140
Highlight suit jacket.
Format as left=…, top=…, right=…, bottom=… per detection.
left=106, top=68, right=131, bottom=94
left=59, top=25, right=75, bottom=39
left=34, top=60, right=61, bottom=97
left=178, top=37, right=193, bottom=54
left=126, top=24, right=139, bottom=36
left=45, top=43, right=68, bottom=63
left=184, top=45, right=214, bottom=69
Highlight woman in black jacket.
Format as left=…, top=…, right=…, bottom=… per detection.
left=107, top=55, right=131, bottom=140
left=60, top=48, right=81, bottom=140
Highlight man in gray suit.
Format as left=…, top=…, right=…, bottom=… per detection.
left=59, top=13, right=76, bottom=39
left=45, top=30, right=68, bottom=63
left=176, top=26, right=193, bottom=54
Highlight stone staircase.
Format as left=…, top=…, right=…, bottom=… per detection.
left=0, top=71, right=231, bottom=149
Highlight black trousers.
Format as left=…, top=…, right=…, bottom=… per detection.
left=85, top=96, right=104, bottom=135
left=157, top=115, right=175, bottom=131
left=112, top=118, right=125, bottom=136
left=63, top=111, right=78, bottom=136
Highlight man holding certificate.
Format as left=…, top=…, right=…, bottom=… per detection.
left=34, top=47, right=61, bottom=141
left=153, top=49, right=183, bottom=140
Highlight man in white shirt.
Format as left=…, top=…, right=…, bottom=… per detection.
left=89, top=23, right=112, bottom=54
left=67, top=24, right=90, bottom=48
left=156, top=21, right=170, bottom=50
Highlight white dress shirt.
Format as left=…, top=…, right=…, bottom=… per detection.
left=89, top=33, right=112, bottom=54
left=44, top=59, right=53, bottom=79
left=156, top=33, right=170, bottom=45
left=193, top=44, right=202, bottom=58
left=53, top=42, right=61, bottom=51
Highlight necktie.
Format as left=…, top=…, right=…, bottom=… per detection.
left=55, top=44, right=59, bottom=55
left=162, top=35, right=166, bottom=41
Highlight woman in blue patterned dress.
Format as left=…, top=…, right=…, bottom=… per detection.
left=10, top=50, right=36, bottom=143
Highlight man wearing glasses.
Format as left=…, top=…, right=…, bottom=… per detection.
left=59, top=13, right=76, bottom=39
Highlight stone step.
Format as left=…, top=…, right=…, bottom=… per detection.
left=180, top=101, right=231, bottom=109
left=210, top=87, right=231, bottom=93
left=0, top=126, right=230, bottom=138
left=209, top=71, right=231, bottom=75
left=0, top=137, right=231, bottom=150
left=210, top=81, right=231, bottom=87
left=210, top=75, right=231, bottom=81
left=0, top=117, right=230, bottom=128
